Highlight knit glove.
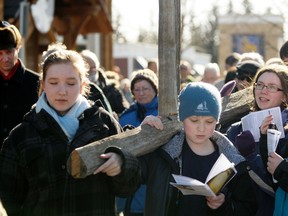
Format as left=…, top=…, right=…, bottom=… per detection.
left=235, top=130, right=256, bottom=157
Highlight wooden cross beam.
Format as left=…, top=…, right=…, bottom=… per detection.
left=66, top=0, right=182, bottom=178
left=66, top=0, right=254, bottom=179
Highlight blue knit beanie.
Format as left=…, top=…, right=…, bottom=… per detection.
left=178, top=82, right=222, bottom=121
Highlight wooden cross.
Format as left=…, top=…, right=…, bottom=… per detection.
left=66, top=0, right=254, bottom=178
left=67, top=0, right=182, bottom=178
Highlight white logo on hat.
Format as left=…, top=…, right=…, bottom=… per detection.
left=196, top=101, right=209, bottom=112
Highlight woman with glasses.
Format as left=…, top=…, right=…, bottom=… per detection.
left=118, top=68, right=158, bottom=128
left=117, top=68, right=158, bottom=216
left=226, top=63, right=288, bottom=216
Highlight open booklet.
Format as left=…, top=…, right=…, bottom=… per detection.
left=241, top=107, right=284, bottom=142
left=170, top=153, right=237, bottom=197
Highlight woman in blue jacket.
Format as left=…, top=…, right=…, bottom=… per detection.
left=117, top=69, right=158, bottom=216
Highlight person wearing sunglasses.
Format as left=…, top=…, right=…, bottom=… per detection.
left=226, top=63, right=288, bottom=216
left=0, top=20, right=39, bottom=146
left=234, top=60, right=262, bottom=92
left=218, top=59, right=262, bottom=134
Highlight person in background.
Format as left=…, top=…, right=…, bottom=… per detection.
left=0, top=20, right=39, bottom=146
left=103, top=69, right=129, bottom=116
left=279, top=40, right=288, bottom=63
left=80, top=49, right=113, bottom=113
left=117, top=68, right=159, bottom=216
left=112, top=65, right=124, bottom=81
left=81, top=50, right=129, bottom=116
left=217, top=59, right=263, bottom=134
left=226, top=64, right=288, bottom=216
left=233, top=60, right=262, bottom=92
left=120, top=78, right=134, bottom=105
left=179, top=60, right=196, bottom=89
left=201, top=63, right=221, bottom=85
left=223, top=52, right=241, bottom=84
left=224, top=52, right=265, bottom=94
left=147, top=59, right=158, bottom=75
left=118, top=69, right=158, bottom=127
left=0, top=43, right=141, bottom=216
left=105, top=70, right=122, bottom=89
left=215, top=52, right=241, bottom=91
left=139, top=82, right=257, bottom=216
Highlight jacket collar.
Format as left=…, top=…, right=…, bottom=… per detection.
left=162, top=129, right=245, bottom=165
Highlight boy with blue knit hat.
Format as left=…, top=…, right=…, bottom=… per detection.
left=139, top=82, right=257, bottom=216
left=178, top=82, right=222, bottom=122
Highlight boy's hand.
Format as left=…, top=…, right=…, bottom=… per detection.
left=206, top=193, right=225, bottom=209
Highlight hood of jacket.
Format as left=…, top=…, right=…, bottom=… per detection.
left=161, top=129, right=245, bottom=165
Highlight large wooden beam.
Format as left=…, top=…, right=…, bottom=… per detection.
left=67, top=0, right=183, bottom=179
left=158, top=0, right=180, bottom=116
left=67, top=115, right=182, bottom=178
left=220, top=86, right=254, bottom=126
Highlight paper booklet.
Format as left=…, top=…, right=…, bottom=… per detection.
left=241, top=107, right=284, bottom=142
left=170, top=153, right=237, bottom=197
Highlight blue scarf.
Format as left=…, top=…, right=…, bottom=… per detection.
left=36, top=93, right=91, bottom=142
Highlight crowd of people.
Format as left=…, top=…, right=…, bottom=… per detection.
left=1, top=20, right=288, bottom=216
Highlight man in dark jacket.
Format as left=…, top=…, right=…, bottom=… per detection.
left=0, top=20, right=39, bottom=146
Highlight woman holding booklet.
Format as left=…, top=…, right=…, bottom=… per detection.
left=139, top=82, right=257, bottom=216
left=226, top=63, right=288, bottom=216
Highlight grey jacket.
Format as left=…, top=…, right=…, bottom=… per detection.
left=140, top=129, right=257, bottom=216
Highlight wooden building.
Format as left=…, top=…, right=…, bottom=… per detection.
left=0, top=0, right=113, bottom=71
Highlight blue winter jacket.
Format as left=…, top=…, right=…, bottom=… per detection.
left=117, top=96, right=158, bottom=214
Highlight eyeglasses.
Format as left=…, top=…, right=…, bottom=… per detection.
left=133, top=87, right=152, bottom=94
left=254, top=82, right=283, bottom=93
